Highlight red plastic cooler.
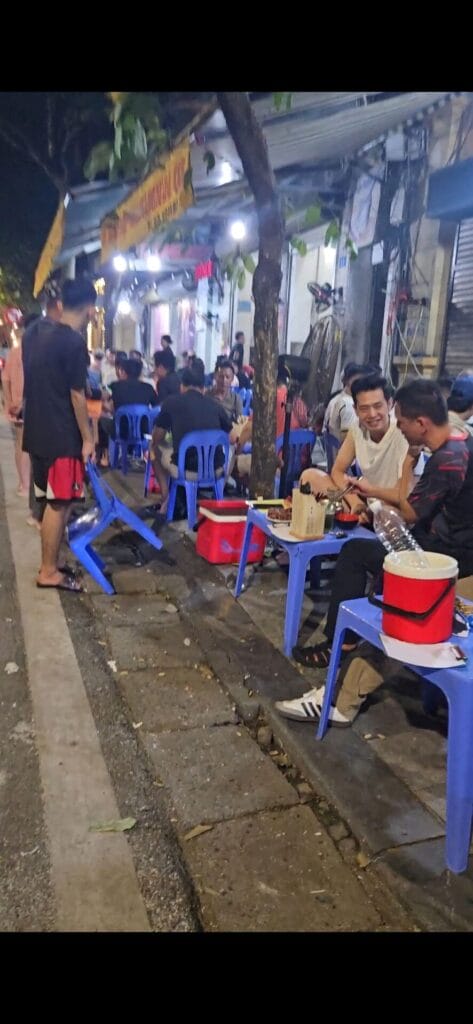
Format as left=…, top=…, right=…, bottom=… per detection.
left=196, top=500, right=266, bottom=564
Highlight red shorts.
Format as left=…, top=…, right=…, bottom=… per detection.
left=32, top=456, right=85, bottom=503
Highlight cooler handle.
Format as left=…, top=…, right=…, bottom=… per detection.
left=368, top=576, right=456, bottom=621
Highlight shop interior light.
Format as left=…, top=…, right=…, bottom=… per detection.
left=146, top=253, right=161, bottom=272
left=230, top=220, right=246, bottom=241
left=113, top=254, right=128, bottom=273
left=117, top=298, right=131, bottom=315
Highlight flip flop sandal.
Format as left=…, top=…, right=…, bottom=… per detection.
left=58, top=563, right=83, bottom=578
left=36, top=575, right=84, bottom=594
left=292, top=642, right=352, bottom=669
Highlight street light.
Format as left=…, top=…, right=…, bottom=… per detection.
left=230, top=220, right=246, bottom=241
left=146, top=253, right=161, bottom=272
left=113, top=254, right=127, bottom=273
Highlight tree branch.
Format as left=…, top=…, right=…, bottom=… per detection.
left=0, top=120, right=64, bottom=192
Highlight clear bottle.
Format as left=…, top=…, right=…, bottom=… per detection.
left=324, top=490, right=343, bottom=533
left=371, top=500, right=429, bottom=568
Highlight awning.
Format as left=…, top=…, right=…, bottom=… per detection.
left=58, top=181, right=133, bottom=263
left=33, top=198, right=66, bottom=297
left=190, top=92, right=454, bottom=192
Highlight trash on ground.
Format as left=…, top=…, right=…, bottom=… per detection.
left=89, top=816, right=136, bottom=833
left=4, top=662, right=19, bottom=675
left=183, top=824, right=213, bottom=841
left=107, top=660, right=118, bottom=673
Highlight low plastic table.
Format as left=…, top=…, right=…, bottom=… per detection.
left=234, top=506, right=374, bottom=656
left=318, top=596, right=473, bottom=873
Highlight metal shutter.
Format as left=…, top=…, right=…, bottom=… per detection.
left=443, top=218, right=473, bottom=376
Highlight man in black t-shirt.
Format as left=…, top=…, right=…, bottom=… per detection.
left=154, top=348, right=180, bottom=401
left=98, top=357, right=158, bottom=459
left=151, top=365, right=233, bottom=514
left=22, top=278, right=97, bottom=593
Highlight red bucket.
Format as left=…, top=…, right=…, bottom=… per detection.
left=375, top=551, right=458, bottom=644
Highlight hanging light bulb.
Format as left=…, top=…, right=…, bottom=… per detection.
left=113, top=254, right=127, bottom=273
left=146, top=253, right=161, bottom=272
left=117, top=298, right=131, bottom=315
left=230, top=220, right=246, bottom=241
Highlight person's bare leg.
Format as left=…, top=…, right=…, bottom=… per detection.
left=37, top=504, right=70, bottom=585
left=19, top=451, right=31, bottom=494
left=300, top=468, right=335, bottom=493
left=153, top=453, right=170, bottom=513
left=15, top=427, right=30, bottom=495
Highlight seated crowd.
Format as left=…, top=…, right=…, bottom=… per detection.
left=6, top=296, right=472, bottom=734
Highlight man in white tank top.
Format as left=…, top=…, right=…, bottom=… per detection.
left=302, top=374, right=411, bottom=517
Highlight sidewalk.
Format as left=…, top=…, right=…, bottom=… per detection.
left=112, top=468, right=473, bottom=931
left=77, top=489, right=411, bottom=931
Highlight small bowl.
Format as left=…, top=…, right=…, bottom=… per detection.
left=335, top=511, right=358, bottom=530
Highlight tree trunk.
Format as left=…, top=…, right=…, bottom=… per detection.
left=217, top=92, right=284, bottom=498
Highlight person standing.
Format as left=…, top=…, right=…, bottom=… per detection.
left=230, top=331, right=245, bottom=370
left=2, top=313, right=39, bottom=496
left=160, top=334, right=176, bottom=371
left=22, top=278, right=97, bottom=593
left=26, top=294, right=64, bottom=529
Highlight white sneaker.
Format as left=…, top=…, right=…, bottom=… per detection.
left=275, top=686, right=352, bottom=727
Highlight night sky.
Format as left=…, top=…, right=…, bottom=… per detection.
left=0, top=92, right=110, bottom=305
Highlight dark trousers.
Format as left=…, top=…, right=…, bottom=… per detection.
left=324, top=535, right=473, bottom=645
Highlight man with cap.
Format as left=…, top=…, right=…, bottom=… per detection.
left=448, top=377, right=473, bottom=436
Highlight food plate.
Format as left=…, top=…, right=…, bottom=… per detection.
left=267, top=507, right=292, bottom=523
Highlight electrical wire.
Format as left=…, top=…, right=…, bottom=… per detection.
left=395, top=307, right=425, bottom=383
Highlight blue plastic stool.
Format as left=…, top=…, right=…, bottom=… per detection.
left=109, top=404, right=155, bottom=474
left=317, top=596, right=473, bottom=874
left=323, top=431, right=341, bottom=473
left=231, top=386, right=253, bottom=416
left=166, top=429, right=230, bottom=530
left=234, top=508, right=375, bottom=655
left=275, top=429, right=316, bottom=496
left=67, top=461, right=163, bottom=595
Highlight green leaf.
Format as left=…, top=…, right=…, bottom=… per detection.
left=242, top=253, right=256, bottom=274
left=324, top=219, right=341, bottom=247
left=121, top=111, right=138, bottom=132
left=237, top=267, right=246, bottom=290
left=232, top=260, right=241, bottom=283
left=89, top=817, right=136, bottom=833
left=203, top=150, right=216, bottom=175
left=132, top=119, right=148, bottom=160
left=303, top=203, right=322, bottom=229
left=83, top=140, right=113, bottom=181
left=345, top=236, right=359, bottom=260
left=114, top=122, right=123, bottom=159
left=274, top=92, right=292, bottom=112
left=290, top=236, right=308, bottom=257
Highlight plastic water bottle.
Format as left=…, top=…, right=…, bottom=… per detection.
left=371, top=500, right=429, bottom=568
